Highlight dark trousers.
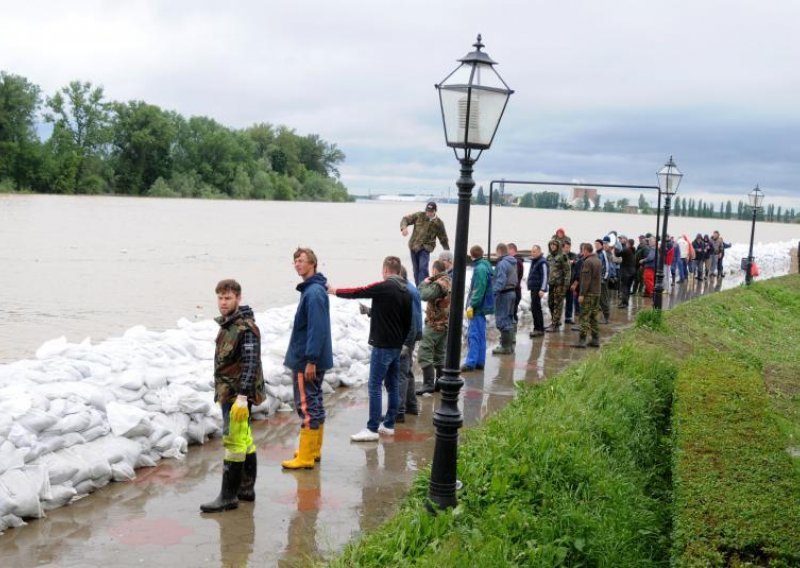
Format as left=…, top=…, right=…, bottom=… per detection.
left=398, top=341, right=419, bottom=415
left=619, top=271, right=634, bottom=305
left=530, top=292, right=545, bottom=331
left=292, top=368, right=326, bottom=430
left=600, top=280, right=610, bottom=318
left=410, top=249, right=430, bottom=285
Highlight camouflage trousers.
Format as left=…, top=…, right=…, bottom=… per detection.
left=418, top=326, right=447, bottom=368
left=548, top=285, right=566, bottom=326
left=579, top=295, right=600, bottom=340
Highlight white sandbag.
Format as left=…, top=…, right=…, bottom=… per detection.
left=0, top=513, right=27, bottom=532
left=42, top=483, right=77, bottom=511
left=8, top=423, right=36, bottom=449
left=53, top=411, right=93, bottom=435
left=60, top=432, right=87, bottom=449
left=0, top=414, right=12, bottom=438
left=81, top=423, right=110, bottom=442
left=112, top=369, right=144, bottom=391
left=35, top=336, right=69, bottom=359
left=105, top=401, right=153, bottom=438
left=37, top=452, right=80, bottom=485
left=17, top=409, right=58, bottom=433
left=0, top=441, right=25, bottom=476
left=110, top=462, right=136, bottom=482
left=0, top=467, right=47, bottom=518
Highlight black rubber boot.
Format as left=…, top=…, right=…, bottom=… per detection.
left=434, top=366, right=443, bottom=392
left=588, top=337, right=600, bottom=348
left=416, top=366, right=435, bottom=395
left=200, top=460, right=243, bottom=513
left=572, top=335, right=587, bottom=348
left=237, top=452, right=257, bottom=502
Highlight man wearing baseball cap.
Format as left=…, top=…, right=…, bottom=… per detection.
left=400, top=201, right=450, bottom=285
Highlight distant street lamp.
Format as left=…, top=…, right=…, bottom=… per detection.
left=430, top=34, right=513, bottom=510
left=653, top=156, right=683, bottom=310
left=745, top=185, right=764, bottom=285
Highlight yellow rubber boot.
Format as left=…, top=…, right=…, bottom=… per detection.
left=292, top=425, right=323, bottom=462
left=315, top=424, right=324, bottom=463
left=282, top=428, right=316, bottom=470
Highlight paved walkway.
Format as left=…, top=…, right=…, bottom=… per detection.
left=0, top=277, right=728, bottom=567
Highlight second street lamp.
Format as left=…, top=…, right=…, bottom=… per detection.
left=653, top=156, right=683, bottom=310
left=746, top=185, right=765, bottom=285
left=429, top=34, right=513, bottom=510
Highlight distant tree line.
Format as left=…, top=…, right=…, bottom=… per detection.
left=470, top=183, right=797, bottom=224
left=0, top=71, right=352, bottom=201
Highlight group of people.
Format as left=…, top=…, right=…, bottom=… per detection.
left=200, top=199, right=733, bottom=514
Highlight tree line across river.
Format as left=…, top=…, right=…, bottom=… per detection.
left=0, top=71, right=351, bottom=202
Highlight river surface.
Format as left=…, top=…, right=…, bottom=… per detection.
left=1, top=194, right=797, bottom=362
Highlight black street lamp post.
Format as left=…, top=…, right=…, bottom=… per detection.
left=653, top=156, right=682, bottom=310
left=745, top=185, right=764, bottom=285
left=429, top=35, right=513, bottom=510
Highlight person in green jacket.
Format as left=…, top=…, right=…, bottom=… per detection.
left=461, top=245, right=494, bottom=371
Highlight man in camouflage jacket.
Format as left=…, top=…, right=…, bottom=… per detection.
left=400, top=201, right=450, bottom=285
left=416, top=260, right=451, bottom=393
left=546, top=239, right=571, bottom=331
left=201, top=279, right=265, bottom=513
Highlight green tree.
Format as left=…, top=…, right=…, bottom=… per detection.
left=533, top=191, right=560, bottom=209
left=231, top=166, right=253, bottom=199
left=582, top=194, right=590, bottom=211
left=110, top=101, right=177, bottom=194
left=519, top=192, right=534, bottom=208
left=638, top=193, right=651, bottom=214
left=476, top=186, right=487, bottom=205
left=725, top=200, right=732, bottom=219
left=0, top=72, right=42, bottom=189
left=45, top=81, right=112, bottom=193
left=593, top=194, right=601, bottom=211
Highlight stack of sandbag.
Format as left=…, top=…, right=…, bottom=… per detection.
left=0, top=296, right=373, bottom=528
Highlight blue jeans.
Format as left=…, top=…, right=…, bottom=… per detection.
left=291, top=368, right=326, bottom=430
left=410, top=249, right=430, bottom=285
left=367, top=346, right=401, bottom=432
left=494, top=290, right=515, bottom=331
left=464, top=314, right=486, bottom=368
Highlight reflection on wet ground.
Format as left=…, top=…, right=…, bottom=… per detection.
left=0, top=278, right=727, bottom=566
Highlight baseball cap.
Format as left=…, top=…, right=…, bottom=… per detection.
left=425, top=201, right=437, bottom=212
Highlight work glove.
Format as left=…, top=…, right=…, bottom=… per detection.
left=230, top=394, right=249, bottom=422
left=465, top=307, right=474, bottom=319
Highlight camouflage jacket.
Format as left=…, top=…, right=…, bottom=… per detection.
left=419, top=272, right=451, bottom=332
left=547, top=241, right=571, bottom=288
left=214, top=305, right=266, bottom=405
left=401, top=211, right=450, bottom=253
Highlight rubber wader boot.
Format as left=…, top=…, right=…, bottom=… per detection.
left=512, top=323, right=518, bottom=346
left=573, top=335, right=587, bottom=348
left=292, top=424, right=323, bottom=462
left=492, top=330, right=514, bottom=355
left=588, top=336, right=600, bottom=348
left=237, top=452, right=257, bottom=502
left=434, top=366, right=443, bottom=392
left=282, top=428, right=316, bottom=470
left=200, top=460, right=243, bottom=513
left=416, top=366, right=435, bottom=395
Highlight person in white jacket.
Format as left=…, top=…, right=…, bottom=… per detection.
left=676, top=234, right=691, bottom=282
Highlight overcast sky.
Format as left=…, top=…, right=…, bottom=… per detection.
left=2, top=0, right=799, bottom=209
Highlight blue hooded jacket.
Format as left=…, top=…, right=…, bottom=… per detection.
left=494, top=255, right=518, bottom=292
left=284, top=272, right=334, bottom=371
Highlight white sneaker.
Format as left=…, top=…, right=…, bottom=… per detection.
left=378, top=424, right=395, bottom=436
left=350, top=428, right=379, bottom=442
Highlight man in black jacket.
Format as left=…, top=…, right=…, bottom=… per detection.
left=329, top=256, right=412, bottom=442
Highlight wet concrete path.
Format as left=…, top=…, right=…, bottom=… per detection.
left=0, top=278, right=726, bottom=567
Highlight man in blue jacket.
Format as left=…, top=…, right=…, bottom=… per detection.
left=493, top=243, right=518, bottom=355
left=282, top=247, right=334, bottom=469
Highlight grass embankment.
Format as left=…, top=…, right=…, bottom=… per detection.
left=331, top=275, right=800, bottom=567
